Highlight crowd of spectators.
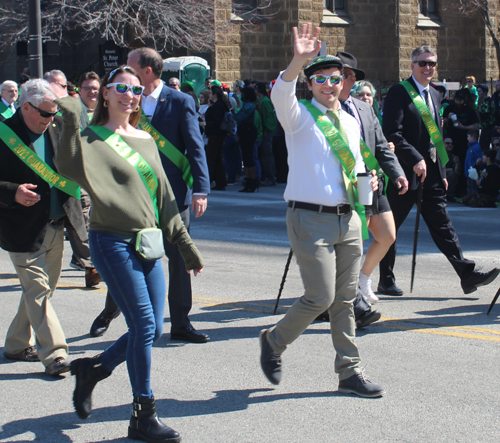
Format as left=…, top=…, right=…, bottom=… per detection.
left=433, top=77, right=500, bottom=206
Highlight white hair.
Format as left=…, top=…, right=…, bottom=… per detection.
left=19, top=79, right=56, bottom=107
left=1, top=80, right=18, bottom=91
left=44, top=69, right=67, bottom=81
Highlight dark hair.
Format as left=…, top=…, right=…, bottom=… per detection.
left=454, top=90, right=466, bottom=101
left=255, top=82, right=268, bottom=96
left=243, top=78, right=252, bottom=87
left=211, top=85, right=229, bottom=108
left=477, top=84, right=489, bottom=94
left=484, top=149, right=497, bottom=162
left=91, top=66, right=143, bottom=128
left=210, top=85, right=224, bottom=101
left=128, top=47, right=163, bottom=79
left=181, top=83, right=194, bottom=93
left=67, top=81, right=77, bottom=94
left=240, top=86, right=257, bottom=103
left=467, top=129, right=479, bottom=139
left=433, top=85, right=446, bottom=95
left=79, top=71, right=101, bottom=87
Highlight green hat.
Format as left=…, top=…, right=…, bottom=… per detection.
left=211, top=79, right=222, bottom=86
left=181, top=81, right=194, bottom=91
left=304, top=55, right=343, bottom=78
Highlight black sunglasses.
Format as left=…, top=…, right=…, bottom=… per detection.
left=28, top=102, right=59, bottom=118
left=417, top=61, right=437, bottom=68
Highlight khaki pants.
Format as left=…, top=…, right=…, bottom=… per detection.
left=5, top=223, right=68, bottom=366
left=267, top=207, right=362, bottom=380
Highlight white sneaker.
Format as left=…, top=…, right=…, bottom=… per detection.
left=359, top=272, right=379, bottom=304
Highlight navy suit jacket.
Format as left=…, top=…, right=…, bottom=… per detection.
left=151, top=84, right=210, bottom=207
left=382, top=76, right=445, bottom=191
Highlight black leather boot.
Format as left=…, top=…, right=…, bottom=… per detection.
left=90, top=291, right=121, bottom=337
left=128, top=397, right=181, bottom=443
left=70, top=354, right=111, bottom=419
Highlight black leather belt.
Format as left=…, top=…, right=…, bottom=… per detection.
left=288, top=201, right=351, bottom=215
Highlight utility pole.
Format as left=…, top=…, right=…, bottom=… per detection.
left=28, top=0, right=43, bottom=78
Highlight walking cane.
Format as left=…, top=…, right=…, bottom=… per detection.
left=410, top=182, right=424, bottom=293
left=486, top=286, right=500, bottom=315
left=273, top=249, right=294, bottom=314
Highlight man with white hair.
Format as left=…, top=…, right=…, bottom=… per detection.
left=0, top=80, right=18, bottom=121
left=0, top=79, right=87, bottom=376
left=44, top=69, right=68, bottom=90
left=168, top=77, right=180, bottom=90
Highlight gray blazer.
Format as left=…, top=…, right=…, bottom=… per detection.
left=351, top=97, right=405, bottom=183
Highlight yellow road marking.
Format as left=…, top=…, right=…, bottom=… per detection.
left=2, top=274, right=500, bottom=342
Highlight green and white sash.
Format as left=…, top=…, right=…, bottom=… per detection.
left=0, top=101, right=14, bottom=120
left=299, top=99, right=369, bottom=240
left=401, top=81, right=449, bottom=165
left=360, top=138, right=379, bottom=171
left=139, top=111, right=193, bottom=189
left=88, top=125, right=160, bottom=221
left=0, top=122, right=81, bottom=199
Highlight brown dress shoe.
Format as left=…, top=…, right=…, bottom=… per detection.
left=85, top=268, right=103, bottom=288
left=45, top=357, right=71, bottom=376
left=4, top=346, right=40, bottom=362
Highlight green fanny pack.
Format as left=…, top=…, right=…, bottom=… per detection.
left=88, top=126, right=165, bottom=262
left=135, top=228, right=165, bottom=261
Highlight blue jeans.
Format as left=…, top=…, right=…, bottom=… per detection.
left=89, top=231, right=166, bottom=398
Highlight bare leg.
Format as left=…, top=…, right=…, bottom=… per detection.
left=361, top=212, right=396, bottom=277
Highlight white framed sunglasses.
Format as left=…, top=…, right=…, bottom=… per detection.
left=106, top=83, right=145, bottom=96
left=309, top=74, right=343, bottom=85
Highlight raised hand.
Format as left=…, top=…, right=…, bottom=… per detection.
left=292, top=23, right=321, bottom=61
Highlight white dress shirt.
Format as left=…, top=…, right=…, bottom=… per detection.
left=141, top=80, right=164, bottom=121
left=411, top=75, right=435, bottom=117
left=1, top=97, right=16, bottom=113
left=141, top=80, right=207, bottom=197
left=271, top=74, right=364, bottom=207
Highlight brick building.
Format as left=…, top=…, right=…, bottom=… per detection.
left=216, top=0, right=500, bottom=92
left=1, top=0, right=499, bottom=93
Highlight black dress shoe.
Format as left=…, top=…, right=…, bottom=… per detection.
left=90, top=310, right=121, bottom=337
left=259, top=329, right=282, bottom=385
left=461, top=268, right=500, bottom=294
left=356, top=309, right=381, bottom=329
left=377, top=283, right=404, bottom=296
left=170, top=326, right=210, bottom=343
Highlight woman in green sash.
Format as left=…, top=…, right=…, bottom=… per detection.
left=52, top=66, right=203, bottom=443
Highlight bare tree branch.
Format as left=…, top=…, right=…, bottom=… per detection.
left=0, top=0, right=278, bottom=52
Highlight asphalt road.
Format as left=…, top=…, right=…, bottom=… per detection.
left=1, top=183, right=500, bottom=443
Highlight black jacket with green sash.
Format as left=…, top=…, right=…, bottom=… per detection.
left=382, top=76, right=446, bottom=191
left=0, top=111, right=87, bottom=252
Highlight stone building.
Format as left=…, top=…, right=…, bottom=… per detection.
left=0, top=0, right=499, bottom=93
left=216, top=0, right=500, bottom=92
